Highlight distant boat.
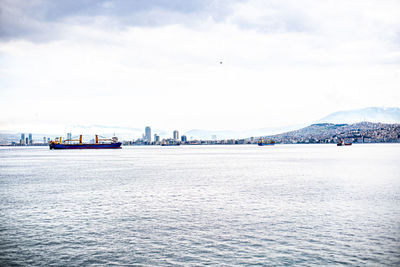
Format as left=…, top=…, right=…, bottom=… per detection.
left=258, top=138, right=275, bottom=146
left=161, top=141, right=180, bottom=146
left=161, top=143, right=180, bottom=146
left=49, top=135, right=122, bottom=149
left=337, top=138, right=352, bottom=146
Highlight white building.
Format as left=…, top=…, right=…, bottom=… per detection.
left=145, top=126, right=151, bottom=142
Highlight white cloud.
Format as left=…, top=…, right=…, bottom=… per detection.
left=0, top=0, right=399, bottom=135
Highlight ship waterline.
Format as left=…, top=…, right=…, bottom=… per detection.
left=49, top=142, right=122, bottom=149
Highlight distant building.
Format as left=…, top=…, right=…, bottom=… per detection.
left=173, top=130, right=179, bottom=140
left=28, top=133, right=32, bottom=145
left=67, top=133, right=72, bottom=140
left=154, top=134, right=160, bottom=142
left=20, top=133, right=25, bottom=145
left=145, top=126, right=151, bottom=142
left=181, top=135, right=187, bottom=142
left=212, top=135, right=217, bottom=140
left=43, top=137, right=47, bottom=144
left=25, top=137, right=29, bottom=145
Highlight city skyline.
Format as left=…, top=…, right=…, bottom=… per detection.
left=1, top=1, right=400, bottom=133
left=7, top=121, right=399, bottom=146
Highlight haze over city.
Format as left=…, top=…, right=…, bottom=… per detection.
left=1, top=0, right=400, bottom=134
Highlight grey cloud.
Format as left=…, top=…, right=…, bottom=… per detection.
left=232, top=15, right=309, bottom=34
left=0, top=0, right=241, bottom=41
left=230, top=2, right=312, bottom=34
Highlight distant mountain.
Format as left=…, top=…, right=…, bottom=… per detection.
left=317, top=107, right=400, bottom=124
left=184, top=124, right=305, bottom=140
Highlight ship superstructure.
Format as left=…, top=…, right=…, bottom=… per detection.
left=258, top=138, right=275, bottom=146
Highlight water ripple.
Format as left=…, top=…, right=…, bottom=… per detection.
left=1, top=145, right=400, bottom=266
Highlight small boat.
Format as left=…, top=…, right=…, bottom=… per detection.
left=337, top=138, right=352, bottom=146
left=49, top=135, right=122, bottom=149
left=161, top=141, right=180, bottom=146
left=161, top=143, right=180, bottom=146
left=258, top=138, right=275, bottom=146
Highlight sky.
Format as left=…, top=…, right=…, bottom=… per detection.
left=0, top=0, right=400, bottom=134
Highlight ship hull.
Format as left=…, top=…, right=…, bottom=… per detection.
left=50, top=142, right=122, bottom=149
left=161, top=144, right=180, bottom=146
left=337, top=143, right=352, bottom=146
left=258, top=143, right=275, bottom=146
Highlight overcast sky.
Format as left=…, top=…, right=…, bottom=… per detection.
left=1, top=0, right=399, bottom=133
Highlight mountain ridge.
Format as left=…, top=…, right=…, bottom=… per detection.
left=317, top=107, right=400, bottom=124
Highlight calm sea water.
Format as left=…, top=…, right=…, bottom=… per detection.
left=1, top=144, right=399, bottom=266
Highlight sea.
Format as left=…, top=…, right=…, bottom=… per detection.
left=1, top=144, right=399, bottom=266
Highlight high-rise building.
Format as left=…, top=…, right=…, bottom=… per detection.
left=67, top=133, right=72, bottom=140
left=173, top=130, right=179, bottom=140
left=43, top=137, right=47, bottom=144
left=25, top=137, right=29, bottom=145
left=145, top=126, right=151, bottom=142
left=28, top=133, right=33, bottom=145
left=20, top=133, right=25, bottom=145
left=181, top=135, right=187, bottom=142
left=154, top=134, right=160, bottom=142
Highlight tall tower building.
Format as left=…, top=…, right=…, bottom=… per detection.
left=154, top=134, right=160, bottom=142
left=145, top=126, right=151, bottom=142
left=67, top=133, right=72, bottom=140
left=20, top=133, right=25, bottom=145
left=28, top=133, right=33, bottom=145
left=173, top=130, right=179, bottom=140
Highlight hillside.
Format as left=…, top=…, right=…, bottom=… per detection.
left=269, top=122, right=400, bottom=144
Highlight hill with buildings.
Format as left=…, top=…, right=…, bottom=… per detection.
left=261, top=107, right=400, bottom=144
left=268, top=122, right=400, bottom=144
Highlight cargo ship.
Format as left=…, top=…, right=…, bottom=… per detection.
left=258, top=138, right=275, bottom=146
left=49, top=135, right=122, bottom=149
